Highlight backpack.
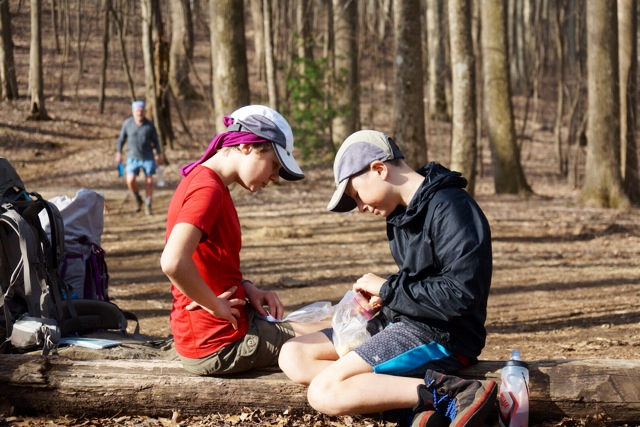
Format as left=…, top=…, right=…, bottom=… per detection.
left=39, top=189, right=110, bottom=301
left=0, top=157, right=137, bottom=355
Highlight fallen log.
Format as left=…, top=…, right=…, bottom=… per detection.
left=0, top=355, right=639, bottom=424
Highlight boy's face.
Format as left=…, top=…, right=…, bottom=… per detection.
left=237, top=145, right=281, bottom=192
left=345, top=167, right=395, bottom=217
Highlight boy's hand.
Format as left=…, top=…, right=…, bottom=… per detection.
left=242, top=280, right=285, bottom=320
left=185, top=286, right=246, bottom=329
left=353, top=273, right=386, bottom=298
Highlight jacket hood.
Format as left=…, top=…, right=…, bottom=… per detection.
left=388, top=162, right=468, bottom=227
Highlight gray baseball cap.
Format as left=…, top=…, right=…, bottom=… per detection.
left=327, top=130, right=404, bottom=212
left=228, top=105, right=304, bottom=181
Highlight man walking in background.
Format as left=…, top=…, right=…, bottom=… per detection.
left=115, top=101, right=163, bottom=215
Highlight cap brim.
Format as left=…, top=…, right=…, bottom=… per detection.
left=274, top=144, right=304, bottom=181
left=327, top=178, right=357, bottom=212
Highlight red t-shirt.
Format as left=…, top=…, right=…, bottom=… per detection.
left=166, top=165, right=249, bottom=358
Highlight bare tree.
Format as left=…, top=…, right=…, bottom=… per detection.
left=392, top=0, right=426, bottom=168
left=0, top=0, right=18, bottom=100
left=263, top=0, right=277, bottom=109
left=169, top=0, right=197, bottom=99
left=98, top=0, right=110, bottom=113
left=426, top=0, right=448, bottom=121
left=617, top=0, right=639, bottom=203
left=331, top=0, right=358, bottom=146
left=209, top=0, right=250, bottom=133
left=249, top=0, right=265, bottom=83
left=27, top=0, right=50, bottom=120
left=110, top=1, right=136, bottom=102
left=480, top=0, right=530, bottom=194
left=448, top=0, right=477, bottom=195
left=582, top=0, right=629, bottom=208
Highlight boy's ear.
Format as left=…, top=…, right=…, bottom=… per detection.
left=238, top=144, right=253, bottom=155
left=370, top=160, right=389, bottom=179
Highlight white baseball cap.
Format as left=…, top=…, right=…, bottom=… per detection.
left=228, top=105, right=304, bottom=181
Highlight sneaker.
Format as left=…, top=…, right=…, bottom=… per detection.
left=144, top=202, right=153, bottom=216
left=134, top=193, right=143, bottom=213
left=412, top=370, right=498, bottom=427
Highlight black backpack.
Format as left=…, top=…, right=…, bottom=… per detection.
left=0, top=157, right=136, bottom=355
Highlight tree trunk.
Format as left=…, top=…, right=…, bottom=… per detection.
left=480, top=0, right=530, bottom=194
left=426, top=0, right=448, bottom=121
left=553, top=0, right=566, bottom=175
left=110, top=2, right=136, bottom=102
left=1, top=355, right=640, bottom=424
left=97, top=0, right=110, bottom=114
left=0, top=0, right=18, bottom=100
left=209, top=0, right=250, bottom=133
left=582, top=0, right=629, bottom=208
left=27, top=0, right=49, bottom=120
left=263, top=0, right=277, bottom=110
left=249, top=0, right=265, bottom=83
left=141, top=0, right=161, bottom=146
left=617, top=0, right=640, bottom=204
left=331, top=0, right=358, bottom=146
left=169, top=0, right=197, bottom=100
left=448, top=0, right=477, bottom=196
left=392, top=0, right=427, bottom=169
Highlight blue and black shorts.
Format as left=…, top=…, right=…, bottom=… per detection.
left=322, top=315, right=470, bottom=378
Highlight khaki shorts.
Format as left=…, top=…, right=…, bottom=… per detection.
left=179, top=310, right=295, bottom=376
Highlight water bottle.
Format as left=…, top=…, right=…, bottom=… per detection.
left=156, top=166, right=166, bottom=187
left=498, top=349, right=530, bottom=427
left=117, top=162, right=124, bottom=177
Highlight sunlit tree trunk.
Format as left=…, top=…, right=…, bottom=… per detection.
left=27, top=0, right=49, bottom=120
left=169, top=0, right=197, bottom=99
left=426, top=0, right=448, bottom=121
left=210, top=0, right=250, bottom=133
left=249, top=0, right=265, bottom=83
left=392, top=0, right=426, bottom=168
left=617, top=0, right=639, bottom=203
left=0, top=0, right=18, bottom=100
left=480, top=0, right=530, bottom=194
left=263, top=0, right=277, bottom=109
left=582, top=0, right=629, bottom=208
left=331, top=0, right=358, bottom=146
left=98, top=0, right=110, bottom=113
left=449, top=0, right=477, bottom=195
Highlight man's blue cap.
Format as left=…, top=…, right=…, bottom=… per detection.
left=132, top=101, right=145, bottom=110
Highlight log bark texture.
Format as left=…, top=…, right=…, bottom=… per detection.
left=0, top=355, right=639, bottom=424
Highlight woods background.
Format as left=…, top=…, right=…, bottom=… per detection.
left=1, top=0, right=639, bottom=209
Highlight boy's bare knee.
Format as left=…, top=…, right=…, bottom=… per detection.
left=307, top=375, right=344, bottom=416
left=278, top=341, right=306, bottom=384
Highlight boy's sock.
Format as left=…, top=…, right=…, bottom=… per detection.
left=144, top=196, right=152, bottom=216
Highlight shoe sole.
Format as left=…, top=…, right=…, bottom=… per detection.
left=451, top=380, right=498, bottom=427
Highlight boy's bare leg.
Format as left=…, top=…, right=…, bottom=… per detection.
left=307, top=351, right=423, bottom=416
left=279, top=332, right=422, bottom=416
left=289, top=320, right=331, bottom=337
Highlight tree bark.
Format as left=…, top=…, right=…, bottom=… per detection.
left=426, top=0, right=448, bottom=121
left=392, top=0, right=427, bottom=169
left=1, top=355, right=640, bottom=424
left=480, top=0, right=530, bottom=194
left=448, top=0, right=477, bottom=195
left=97, top=0, right=110, bottom=114
left=0, top=0, right=18, bottom=100
left=263, top=0, right=277, bottom=110
left=27, top=0, right=49, bottom=120
left=617, top=0, right=639, bottom=204
left=249, top=0, right=265, bottom=82
left=331, top=0, right=358, bottom=146
left=169, top=0, right=197, bottom=100
left=209, top=0, right=250, bottom=133
left=582, top=0, right=629, bottom=208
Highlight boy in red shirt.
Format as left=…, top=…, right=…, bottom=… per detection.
left=161, top=105, right=328, bottom=375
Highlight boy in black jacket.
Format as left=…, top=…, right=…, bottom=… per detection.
left=279, top=130, right=497, bottom=426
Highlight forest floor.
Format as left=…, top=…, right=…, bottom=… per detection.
left=1, top=1, right=640, bottom=425
left=1, top=93, right=639, bottom=427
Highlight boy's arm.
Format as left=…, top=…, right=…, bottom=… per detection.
left=379, top=197, right=490, bottom=322
left=161, top=222, right=246, bottom=329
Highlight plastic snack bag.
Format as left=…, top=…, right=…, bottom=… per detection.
left=261, top=301, right=334, bottom=323
left=332, top=291, right=374, bottom=357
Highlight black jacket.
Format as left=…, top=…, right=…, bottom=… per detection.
left=379, top=162, right=492, bottom=359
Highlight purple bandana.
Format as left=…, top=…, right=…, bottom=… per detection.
left=180, top=116, right=271, bottom=177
